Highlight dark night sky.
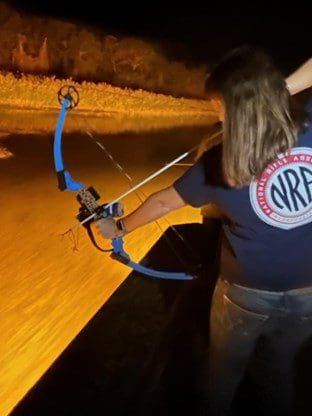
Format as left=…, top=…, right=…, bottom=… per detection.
left=8, top=1, right=310, bottom=72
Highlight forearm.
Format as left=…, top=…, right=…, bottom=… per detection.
left=286, top=58, right=312, bottom=95
left=122, top=186, right=185, bottom=234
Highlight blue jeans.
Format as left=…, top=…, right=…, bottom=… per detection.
left=207, top=278, right=312, bottom=416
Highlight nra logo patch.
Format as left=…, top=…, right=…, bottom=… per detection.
left=250, top=147, right=312, bottom=229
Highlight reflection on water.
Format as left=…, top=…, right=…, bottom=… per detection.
left=0, top=124, right=213, bottom=415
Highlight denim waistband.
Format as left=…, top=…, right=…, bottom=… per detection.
left=220, top=278, right=312, bottom=317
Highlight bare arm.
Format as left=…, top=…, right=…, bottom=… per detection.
left=122, top=186, right=186, bottom=233
left=96, top=186, right=186, bottom=239
left=286, top=57, right=312, bottom=95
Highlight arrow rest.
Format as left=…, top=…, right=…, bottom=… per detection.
left=76, top=186, right=124, bottom=225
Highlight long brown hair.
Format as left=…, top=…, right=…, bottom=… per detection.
left=205, top=46, right=299, bottom=187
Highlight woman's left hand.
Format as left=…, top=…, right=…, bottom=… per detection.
left=94, top=217, right=125, bottom=239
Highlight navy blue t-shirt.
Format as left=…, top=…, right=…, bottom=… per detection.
left=174, top=97, right=312, bottom=291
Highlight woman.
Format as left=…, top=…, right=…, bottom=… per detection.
left=96, top=48, right=312, bottom=414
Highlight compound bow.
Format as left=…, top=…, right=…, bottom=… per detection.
left=54, top=85, right=196, bottom=280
